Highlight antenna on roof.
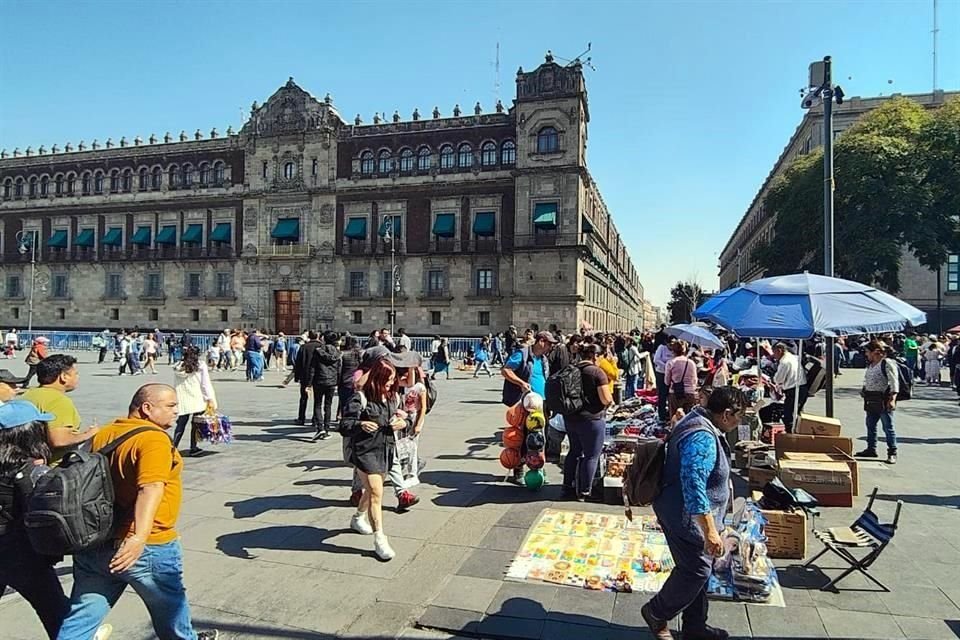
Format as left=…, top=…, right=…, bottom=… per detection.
left=932, top=0, right=939, bottom=92
left=553, top=42, right=596, bottom=71
left=494, top=42, right=501, bottom=101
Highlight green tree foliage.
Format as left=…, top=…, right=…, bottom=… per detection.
left=753, top=96, right=960, bottom=292
left=667, top=281, right=704, bottom=324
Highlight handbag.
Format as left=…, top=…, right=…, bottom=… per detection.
left=192, top=409, right=233, bottom=444
left=671, top=361, right=690, bottom=396
left=861, top=389, right=886, bottom=414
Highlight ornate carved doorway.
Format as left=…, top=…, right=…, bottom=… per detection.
left=274, top=290, right=301, bottom=335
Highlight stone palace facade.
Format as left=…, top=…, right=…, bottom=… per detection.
left=0, top=53, right=643, bottom=336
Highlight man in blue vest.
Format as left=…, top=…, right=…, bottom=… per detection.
left=641, top=385, right=746, bottom=640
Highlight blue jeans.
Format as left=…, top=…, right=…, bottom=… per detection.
left=563, top=415, right=606, bottom=496
left=246, top=350, right=264, bottom=381
left=865, top=410, right=897, bottom=452
left=624, top=373, right=638, bottom=399
left=57, top=540, right=197, bottom=640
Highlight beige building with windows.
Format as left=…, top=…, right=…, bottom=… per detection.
left=0, top=53, right=643, bottom=335
left=717, top=89, right=960, bottom=329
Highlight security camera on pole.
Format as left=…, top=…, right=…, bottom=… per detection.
left=801, top=56, right=845, bottom=417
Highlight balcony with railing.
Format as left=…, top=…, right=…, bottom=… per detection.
left=512, top=232, right=590, bottom=249
left=342, top=240, right=370, bottom=256
left=254, top=243, right=314, bottom=258
left=468, top=236, right=499, bottom=253
left=419, top=287, right=453, bottom=303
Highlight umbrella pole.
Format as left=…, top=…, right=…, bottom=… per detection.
left=794, top=340, right=803, bottom=430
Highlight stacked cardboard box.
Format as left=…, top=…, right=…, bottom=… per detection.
left=774, top=430, right=858, bottom=507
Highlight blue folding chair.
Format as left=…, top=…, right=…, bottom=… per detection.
left=803, top=487, right=903, bottom=592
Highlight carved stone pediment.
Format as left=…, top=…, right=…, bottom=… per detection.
left=242, top=78, right=347, bottom=136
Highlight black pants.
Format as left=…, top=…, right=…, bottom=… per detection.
left=338, top=384, right=352, bottom=419
left=783, top=385, right=809, bottom=432
left=98, top=347, right=107, bottom=364
left=312, top=385, right=337, bottom=433
left=173, top=413, right=199, bottom=451
left=655, top=371, right=668, bottom=420
left=298, top=383, right=311, bottom=423
left=0, top=533, right=69, bottom=638
left=23, top=364, right=38, bottom=387
left=646, top=526, right=712, bottom=631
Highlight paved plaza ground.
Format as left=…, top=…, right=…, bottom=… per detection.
left=1, top=354, right=959, bottom=639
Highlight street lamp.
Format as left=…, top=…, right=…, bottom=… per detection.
left=15, top=229, right=40, bottom=332
left=383, top=215, right=402, bottom=335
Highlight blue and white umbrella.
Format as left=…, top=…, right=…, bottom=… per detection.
left=664, top=323, right=725, bottom=350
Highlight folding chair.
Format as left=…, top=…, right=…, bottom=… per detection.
left=803, top=487, right=903, bottom=592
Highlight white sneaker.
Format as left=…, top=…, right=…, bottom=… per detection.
left=94, top=624, right=113, bottom=640
left=374, top=532, right=396, bottom=561
left=350, top=513, right=373, bottom=535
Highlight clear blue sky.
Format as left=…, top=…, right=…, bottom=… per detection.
left=1, top=0, right=957, bottom=307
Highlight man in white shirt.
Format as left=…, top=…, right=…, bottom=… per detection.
left=397, top=328, right=412, bottom=352
left=653, top=337, right=676, bottom=421
left=773, top=342, right=808, bottom=431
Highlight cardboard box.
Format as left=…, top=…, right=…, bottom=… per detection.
left=775, top=434, right=859, bottom=497
left=760, top=508, right=808, bottom=559
left=781, top=451, right=859, bottom=497
left=778, top=458, right=853, bottom=507
left=734, top=441, right=770, bottom=469
left=797, top=414, right=843, bottom=437
left=748, top=466, right=778, bottom=490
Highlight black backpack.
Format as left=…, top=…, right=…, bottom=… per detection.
left=545, top=363, right=587, bottom=416
left=0, top=462, right=34, bottom=537
left=883, top=357, right=913, bottom=401
left=623, top=438, right=666, bottom=507
left=23, top=427, right=163, bottom=556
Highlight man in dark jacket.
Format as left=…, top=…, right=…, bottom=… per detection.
left=294, top=331, right=323, bottom=426
left=307, top=331, right=342, bottom=440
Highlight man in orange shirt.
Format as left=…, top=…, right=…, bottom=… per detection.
left=57, top=384, right=218, bottom=640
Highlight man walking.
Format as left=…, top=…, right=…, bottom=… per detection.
left=307, top=331, right=341, bottom=440
left=772, top=342, right=807, bottom=431
left=642, top=386, right=746, bottom=640
left=396, top=328, right=412, bottom=353
left=56, top=384, right=218, bottom=640
left=294, top=332, right=323, bottom=426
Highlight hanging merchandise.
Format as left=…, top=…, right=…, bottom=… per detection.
left=526, top=430, right=545, bottom=451
left=522, top=392, right=545, bottom=412
left=526, top=411, right=547, bottom=431
left=524, top=468, right=545, bottom=491
left=506, top=403, right=527, bottom=428
left=502, top=427, right=524, bottom=449
left=525, top=451, right=546, bottom=470
left=500, top=447, right=522, bottom=469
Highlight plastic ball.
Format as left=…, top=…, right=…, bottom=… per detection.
left=502, top=427, right=524, bottom=449
left=505, top=403, right=527, bottom=428
left=525, top=411, right=546, bottom=431
left=522, top=392, right=544, bottom=412
left=525, top=430, right=545, bottom=452
left=525, top=451, right=545, bottom=470
left=524, top=469, right=545, bottom=491
left=499, top=447, right=522, bottom=470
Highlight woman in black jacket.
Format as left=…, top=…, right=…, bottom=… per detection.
left=340, top=359, right=411, bottom=561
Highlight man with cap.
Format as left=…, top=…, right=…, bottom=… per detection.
left=0, top=369, right=25, bottom=403
left=501, top=331, right=555, bottom=484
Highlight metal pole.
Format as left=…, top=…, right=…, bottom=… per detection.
left=822, top=55, right=836, bottom=417
left=937, top=266, right=943, bottom=334
left=389, top=215, right=395, bottom=336
left=28, top=230, right=37, bottom=333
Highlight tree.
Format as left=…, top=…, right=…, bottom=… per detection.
left=667, top=281, right=704, bottom=324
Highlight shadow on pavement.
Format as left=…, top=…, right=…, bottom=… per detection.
left=224, top=494, right=352, bottom=518
left=232, top=427, right=314, bottom=443
left=287, top=459, right=347, bottom=472
left=215, top=524, right=371, bottom=560
left=876, top=492, right=960, bottom=509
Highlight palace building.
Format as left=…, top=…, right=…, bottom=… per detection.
left=0, top=53, right=643, bottom=336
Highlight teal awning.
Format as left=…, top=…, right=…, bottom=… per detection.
left=533, top=203, right=558, bottom=229
left=271, top=218, right=300, bottom=240
left=75, top=229, right=95, bottom=248
left=181, top=224, right=203, bottom=244
left=432, top=213, right=456, bottom=237
left=131, top=226, right=152, bottom=246
left=156, top=225, right=177, bottom=245
left=473, top=212, right=496, bottom=236
left=210, top=222, right=232, bottom=243
left=582, top=216, right=594, bottom=233
left=344, top=217, right=367, bottom=240
left=102, top=227, right=123, bottom=246
left=378, top=216, right=401, bottom=238
left=47, top=230, right=68, bottom=248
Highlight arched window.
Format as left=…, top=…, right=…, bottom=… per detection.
left=122, top=169, right=132, bottom=192
left=457, top=143, right=473, bottom=168
left=54, top=174, right=63, bottom=195
left=501, top=140, right=516, bottom=165
left=14, top=178, right=23, bottom=198
left=28, top=177, right=37, bottom=197
left=360, top=151, right=374, bottom=175
left=81, top=173, right=91, bottom=195
left=283, top=161, right=295, bottom=179
left=439, top=144, right=455, bottom=169
left=537, top=126, right=559, bottom=153
left=199, top=162, right=210, bottom=185
left=139, top=168, right=148, bottom=190
left=182, top=164, right=193, bottom=186
left=3, top=179, right=12, bottom=199
left=213, top=161, right=224, bottom=185
left=152, top=167, right=162, bottom=190
left=40, top=176, right=49, bottom=196
left=417, top=147, right=431, bottom=171
left=481, top=141, right=497, bottom=167
left=169, top=166, right=180, bottom=188
left=398, top=148, right=414, bottom=172
left=377, top=150, right=392, bottom=173
left=65, top=173, right=75, bottom=195
left=109, top=170, right=119, bottom=193
left=94, top=172, right=104, bottom=194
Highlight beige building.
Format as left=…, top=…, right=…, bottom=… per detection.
left=0, top=53, right=643, bottom=335
left=717, top=89, right=959, bottom=329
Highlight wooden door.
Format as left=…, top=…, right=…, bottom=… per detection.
left=274, top=290, right=301, bottom=335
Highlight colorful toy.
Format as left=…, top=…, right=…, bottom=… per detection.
left=522, top=392, right=544, bottom=412
left=502, top=426, right=524, bottom=449
left=525, top=411, right=546, bottom=431
left=525, top=430, right=545, bottom=451
left=499, top=447, right=523, bottom=470
left=505, top=403, right=527, bottom=428
left=524, top=468, right=545, bottom=490
left=525, top=451, right=545, bottom=470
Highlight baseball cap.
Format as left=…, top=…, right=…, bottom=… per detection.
left=535, top=331, right=558, bottom=344
left=0, top=369, right=26, bottom=385
left=0, top=400, right=55, bottom=429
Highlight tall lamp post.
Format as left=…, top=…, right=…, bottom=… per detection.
left=16, top=229, right=40, bottom=332
left=383, top=215, right=402, bottom=335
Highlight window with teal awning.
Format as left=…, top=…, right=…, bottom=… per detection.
left=533, top=203, right=558, bottom=229
left=131, top=226, right=152, bottom=246
left=156, top=225, right=177, bottom=245
left=181, top=224, right=203, bottom=244
left=47, top=230, right=68, bottom=248
left=473, top=212, right=496, bottom=236
left=75, top=229, right=95, bottom=247
left=432, top=213, right=456, bottom=237
left=102, top=227, right=123, bottom=246
left=271, top=218, right=300, bottom=240
left=343, top=217, right=367, bottom=240
left=210, top=222, right=232, bottom=243
left=378, top=216, right=401, bottom=238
